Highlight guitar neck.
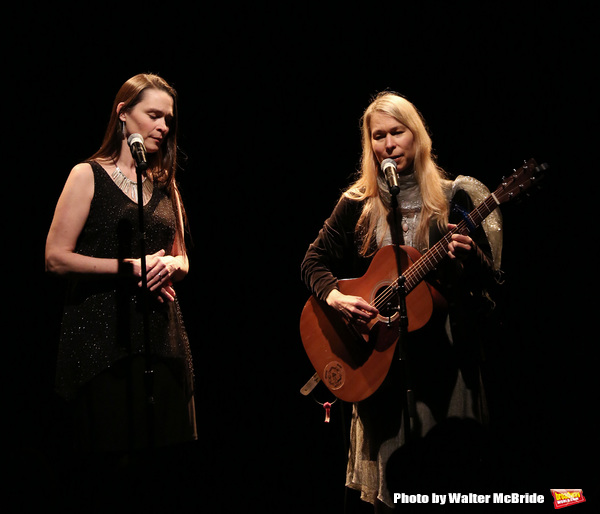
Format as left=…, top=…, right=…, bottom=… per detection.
left=403, top=193, right=499, bottom=293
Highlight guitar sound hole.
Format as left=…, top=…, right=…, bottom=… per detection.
left=374, top=286, right=399, bottom=319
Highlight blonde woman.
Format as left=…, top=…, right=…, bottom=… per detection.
left=301, top=92, right=502, bottom=511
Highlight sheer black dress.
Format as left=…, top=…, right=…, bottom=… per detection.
left=56, top=161, right=196, bottom=452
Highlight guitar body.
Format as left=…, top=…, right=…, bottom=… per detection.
left=299, top=245, right=446, bottom=402
left=300, top=159, right=548, bottom=403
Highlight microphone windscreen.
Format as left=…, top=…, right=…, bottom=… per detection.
left=381, top=158, right=397, bottom=172
left=127, top=133, right=145, bottom=147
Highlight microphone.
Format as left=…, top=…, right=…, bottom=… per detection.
left=381, top=158, right=399, bottom=196
left=127, top=133, right=148, bottom=171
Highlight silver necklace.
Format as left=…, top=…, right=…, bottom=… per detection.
left=111, top=165, right=153, bottom=204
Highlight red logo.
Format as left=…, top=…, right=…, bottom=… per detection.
left=550, top=489, right=586, bottom=509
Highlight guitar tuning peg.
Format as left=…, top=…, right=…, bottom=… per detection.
left=534, top=163, right=549, bottom=173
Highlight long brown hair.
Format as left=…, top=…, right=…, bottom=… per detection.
left=90, top=73, right=188, bottom=249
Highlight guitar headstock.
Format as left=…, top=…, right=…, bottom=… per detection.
left=493, top=158, right=548, bottom=205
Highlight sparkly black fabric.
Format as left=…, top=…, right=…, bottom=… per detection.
left=55, top=162, right=195, bottom=423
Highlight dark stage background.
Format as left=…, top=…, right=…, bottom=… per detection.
left=9, top=2, right=596, bottom=512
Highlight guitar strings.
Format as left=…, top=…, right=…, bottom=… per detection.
left=367, top=166, right=530, bottom=313
left=368, top=231, right=452, bottom=312
left=368, top=215, right=473, bottom=312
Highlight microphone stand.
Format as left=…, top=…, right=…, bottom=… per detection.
left=134, top=159, right=155, bottom=449
left=388, top=192, right=416, bottom=444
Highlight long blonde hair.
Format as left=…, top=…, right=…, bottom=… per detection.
left=345, top=92, right=451, bottom=255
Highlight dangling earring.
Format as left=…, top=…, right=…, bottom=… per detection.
left=121, top=120, right=126, bottom=139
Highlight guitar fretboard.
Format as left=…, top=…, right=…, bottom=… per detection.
left=403, top=193, right=499, bottom=293
left=370, top=158, right=544, bottom=311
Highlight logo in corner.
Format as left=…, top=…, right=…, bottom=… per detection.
left=550, top=489, right=586, bottom=509
left=323, top=361, right=345, bottom=390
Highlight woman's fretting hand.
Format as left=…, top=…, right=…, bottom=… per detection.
left=446, top=224, right=475, bottom=261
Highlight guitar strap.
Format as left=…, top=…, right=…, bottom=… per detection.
left=299, top=372, right=321, bottom=396
left=300, top=372, right=339, bottom=423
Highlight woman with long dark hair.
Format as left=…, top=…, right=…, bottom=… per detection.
left=46, top=74, right=196, bottom=458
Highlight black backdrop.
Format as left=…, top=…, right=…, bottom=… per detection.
left=10, top=2, right=596, bottom=512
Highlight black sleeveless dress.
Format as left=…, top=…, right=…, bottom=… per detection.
left=56, top=161, right=196, bottom=452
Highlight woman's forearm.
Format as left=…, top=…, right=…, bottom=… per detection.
left=45, top=248, right=122, bottom=278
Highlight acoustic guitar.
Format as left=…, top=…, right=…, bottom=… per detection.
left=300, top=158, right=547, bottom=402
